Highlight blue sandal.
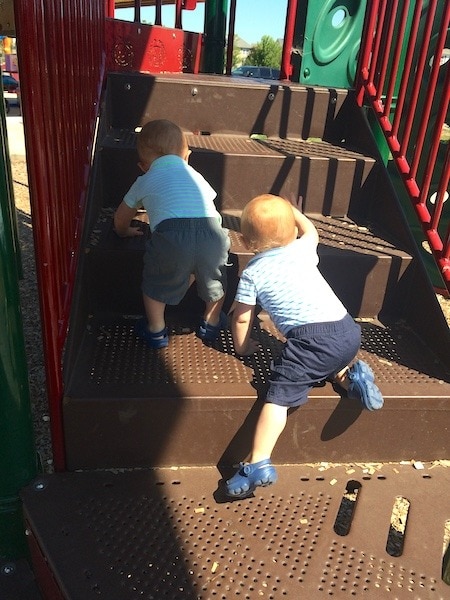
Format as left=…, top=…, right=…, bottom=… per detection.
left=225, top=459, right=278, bottom=498
left=347, top=360, right=383, bottom=410
left=135, top=319, right=169, bottom=349
left=196, top=311, right=228, bottom=343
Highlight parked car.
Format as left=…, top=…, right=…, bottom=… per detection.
left=2, top=72, right=19, bottom=92
left=231, top=65, right=280, bottom=80
left=2, top=72, right=20, bottom=113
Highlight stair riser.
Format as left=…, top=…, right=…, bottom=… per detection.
left=84, top=246, right=410, bottom=319
left=106, top=72, right=348, bottom=138
left=192, top=154, right=374, bottom=214
left=63, top=393, right=450, bottom=470
left=100, top=146, right=374, bottom=216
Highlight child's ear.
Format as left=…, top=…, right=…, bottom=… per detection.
left=239, top=233, right=254, bottom=251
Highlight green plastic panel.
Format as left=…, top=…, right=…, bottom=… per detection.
left=295, top=0, right=367, bottom=89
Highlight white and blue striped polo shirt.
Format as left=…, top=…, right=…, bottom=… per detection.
left=124, top=155, right=221, bottom=232
left=235, top=235, right=347, bottom=336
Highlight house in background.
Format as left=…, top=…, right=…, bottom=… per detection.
left=233, top=35, right=252, bottom=66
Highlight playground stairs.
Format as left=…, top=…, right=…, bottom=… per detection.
left=21, top=73, right=450, bottom=599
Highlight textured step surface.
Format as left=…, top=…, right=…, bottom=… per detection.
left=63, top=313, right=450, bottom=470
left=22, top=464, right=450, bottom=599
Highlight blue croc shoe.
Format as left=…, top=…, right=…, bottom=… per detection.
left=197, top=311, right=228, bottom=343
left=135, top=318, right=169, bottom=349
left=225, top=459, right=278, bottom=498
left=348, top=359, right=375, bottom=383
left=347, top=360, right=383, bottom=410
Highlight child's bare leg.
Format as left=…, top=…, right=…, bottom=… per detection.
left=143, top=294, right=166, bottom=332
left=203, top=295, right=225, bottom=326
left=249, top=402, right=288, bottom=463
left=333, top=366, right=350, bottom=391
left=225, top=401, right=283, bottom=497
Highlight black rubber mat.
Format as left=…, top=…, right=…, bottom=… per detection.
left=22, top=463, right=450, bottom=599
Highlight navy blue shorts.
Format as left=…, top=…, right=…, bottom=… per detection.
left=266, top=313, right=361, bottom=408
left=142, top=218, right=230, bottom=305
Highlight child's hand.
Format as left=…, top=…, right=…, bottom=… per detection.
left=114, top=202, right=144, bottom=237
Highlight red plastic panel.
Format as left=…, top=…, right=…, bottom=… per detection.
left=14, top=0, right=106, bottom=470
left=105, top=19, right=202, bottom=73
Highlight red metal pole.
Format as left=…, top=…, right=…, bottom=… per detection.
left=411, top=1, right=448, bottom=180
left=356, top=0, right=381, bottom=105
left=383, top=0, right=409, bottom=117
left=400, top=0, right=437, bottom=158
left=106, top=0, right=115, bottom=18
left=429, top=145, right=450, bottom=232
left=377, top=0, right=399, bottom=110
left=280, top=0, right=297, bottom=80
left=14, top=0, right=106, bottom=470
left=368, top=0, right=387, bottom=95
left=175, top=0, right=183, bottom=28
left=392, top=0, right=423, bottom=138
left=419, top=61, right=450, bottom=209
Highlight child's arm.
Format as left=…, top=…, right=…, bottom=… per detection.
left=114, top=201, right=145, bottom=237
left=291, top=206, right=319, bottom=244
left=231, top=301, right=260, bottom=355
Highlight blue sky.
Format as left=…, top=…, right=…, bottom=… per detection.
left=116, top=0, right=288, bottom=45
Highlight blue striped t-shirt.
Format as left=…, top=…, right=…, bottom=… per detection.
left=235, top=235, right=347, bottom=336
left=124, top=154, right=221, bottom=231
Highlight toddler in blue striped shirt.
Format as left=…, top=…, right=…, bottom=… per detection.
left=226, top=194, right=383, bottom=498
left=114, top=119, right=230, bottom=348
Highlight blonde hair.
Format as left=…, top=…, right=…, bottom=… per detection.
left=241, top=194, right=296, bottom=252
left=137, top=119, right=188, bottom=163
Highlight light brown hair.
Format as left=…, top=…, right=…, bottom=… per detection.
left=137, top=119, right=188, bottom=163
left=241, top=194, right=297, bottom=252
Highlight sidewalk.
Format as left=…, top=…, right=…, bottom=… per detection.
left=6, top=111, right=26, bottom=157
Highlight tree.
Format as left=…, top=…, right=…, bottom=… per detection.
left=245, top=35, right=282, bottom=68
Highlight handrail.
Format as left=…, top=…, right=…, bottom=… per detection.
left=356, top=0, right=450, bottom=294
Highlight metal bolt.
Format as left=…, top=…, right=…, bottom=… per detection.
left=191, top=87, right=198, bottom=96
left=125, top=83, right=131, bottom=91
left=1, top=563, right=15, bottom=575
left=34, top=480, right=46, bottom=491
left=268, top=93, right=275, bottom=101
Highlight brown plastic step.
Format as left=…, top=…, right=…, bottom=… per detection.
left=187, top=133, right=375, bottom=214
left=63, top=311, right=450, bottom=470
left=105, top=71, right=350, bottom=139
left=225, top=211, right=412, bottom=317
left=99, top=129, right=376, bottom=215
left=0, top=558, right=43, bottom=599
left=21, top=464, right=450, bottom=599
left=80, top=209, right=411, bottom=319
